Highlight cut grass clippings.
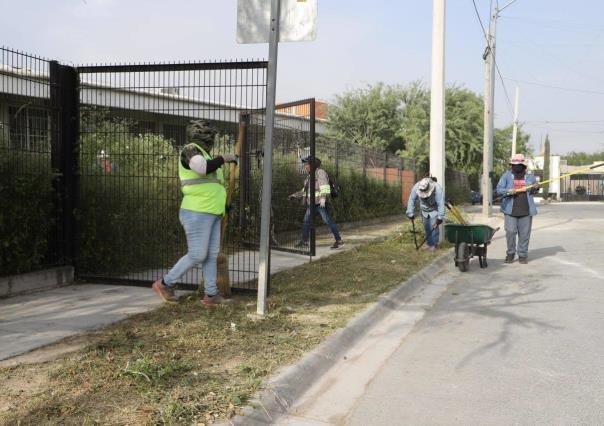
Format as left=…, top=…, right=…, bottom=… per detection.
left=0, top=226, right=444, bottom=425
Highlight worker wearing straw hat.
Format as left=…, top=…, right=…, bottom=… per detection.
left=406, top=176, right=445, bottom=251
left=495, top=153, right=540, bottom=264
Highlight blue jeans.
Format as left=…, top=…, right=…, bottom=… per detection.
left=164, top=209, right=221, bottom=296
left=422, top=214, right=439, bottom=248
left=504, top=214, right=533, bottom=258
left=302, top=204, right=341, bottom=242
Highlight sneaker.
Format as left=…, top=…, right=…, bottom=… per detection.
left=152, top=279, right=178, bottom=304
left=426, top=246, right=436, bottom=252
left=504, top=255, right=515, bottom=264
left=294, top=240, right=309, bottom=249
left=330, top=240, right=345, bottom=250
left=202, top=293, right=233, bottom=308
left=519, top=257, right=528, bottom=264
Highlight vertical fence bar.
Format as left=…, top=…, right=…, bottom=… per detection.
left=309, top=98, right=316, bottom=257
left=49, top=62, right=79, bottom=266
left=58, top=65, right=80, bottom=267
left=49, top=61, right=63, bottom=264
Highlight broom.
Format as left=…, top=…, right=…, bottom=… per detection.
left=215, top=119, right=245, bottom=297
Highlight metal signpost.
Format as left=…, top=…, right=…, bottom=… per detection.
left=237, top=0, right=317, bottom=316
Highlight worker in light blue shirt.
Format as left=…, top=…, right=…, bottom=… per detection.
left=406, top=177, right=445, bottom=251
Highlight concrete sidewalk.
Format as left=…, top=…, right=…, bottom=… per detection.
left=0, top=217, right=403, bottom=363
left=275, top=202, right=604, bottom=425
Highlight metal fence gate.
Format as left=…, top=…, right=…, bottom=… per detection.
left=239, top=99, right=317, bottom=256
left=76, top=61, right=268, bottom=290
left=560, top=173, right=604, bottom=201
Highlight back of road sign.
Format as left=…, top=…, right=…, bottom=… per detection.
left=237, top=0, right=318, bottom=44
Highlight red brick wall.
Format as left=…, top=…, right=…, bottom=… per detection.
left=365, top=168, right=415, bottom=206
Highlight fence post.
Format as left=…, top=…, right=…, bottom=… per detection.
left=384, top=152, right=388, bottom=184
left=49, top=62, right=80, bottom=269
left=335, top=139, right=340, bottom=178
left=239, top=112, right=250, bottom=229
left=309, top=99, right=316, bottom=257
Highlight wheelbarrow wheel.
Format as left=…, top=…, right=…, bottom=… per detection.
left=480, top=245, right=488, bottom=268
left=456, top=242, right=470, bottom=272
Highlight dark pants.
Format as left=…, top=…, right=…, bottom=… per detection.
left=302, top=205, right=341, bottom=242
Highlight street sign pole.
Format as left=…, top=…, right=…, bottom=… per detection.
left=256, top=0, right=281, bottom=317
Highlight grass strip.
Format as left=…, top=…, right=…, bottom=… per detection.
left=0, top=226, right=443, bottom=425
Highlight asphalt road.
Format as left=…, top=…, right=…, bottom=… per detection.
left=347, top=202, right=604, bottom=425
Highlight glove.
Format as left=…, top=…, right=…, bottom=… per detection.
left=288, top=193, right=298, bottom=201
left=408, top=215, right=415, bottom=221
left=436, top=218, right=443, bottom=226
left=319, top=198, right=326, bottom=208
left=506, top=188, right=516, bottom=196
left=221, top=154, right=238, bottom=164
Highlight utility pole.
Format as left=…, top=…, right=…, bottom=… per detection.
left=511, top=86, right=519, bottom=156
left=256, top=0, right=280, bottom=317
left=481, top=0, right=517, bottom=217
left=481, top=3, right=497, bottom=217
left=430, top=0, right=446, bottom=241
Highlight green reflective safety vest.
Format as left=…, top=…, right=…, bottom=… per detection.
left=179, top=143, right=226, bottom=215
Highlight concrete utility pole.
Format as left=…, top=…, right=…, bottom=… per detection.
left=481, top=3, right=497, bottom=217
left=482, top=0, right=518, bottom=217
left=511, top=86, right=519, bottom=156
left=256, top=0, right=281, bottom=317
left=430, top=0, right=446, bottom=241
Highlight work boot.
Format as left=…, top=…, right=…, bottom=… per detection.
left=504, top=254, right=515, bottom=264
left=202, top=293, right=233, bottom=308
left=152, top=279, right=178, bottom=304
left=330, top=240, right=345, bottom=250
left=519, top=257, right=528, bottom=264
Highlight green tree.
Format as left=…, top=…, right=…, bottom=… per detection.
left=543, top=135, right=551, bottom=197
left=562, top=150, right=604, bottom=166
left=327, top=82, right=406, bottom=152
left=399, top=84, right=485, bottom=180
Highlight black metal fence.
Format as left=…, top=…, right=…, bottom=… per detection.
left=0, top=47, right=75, bottom=276
left=76, top=61, right=268, bottom=290
left=2, top=46, right=415, bottom=293
left=560, top=173, right=604, bottom=201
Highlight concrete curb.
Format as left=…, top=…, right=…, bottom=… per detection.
left=225, top=248, right=453, bottom=425
left=0, top=266, right=74, bottom=298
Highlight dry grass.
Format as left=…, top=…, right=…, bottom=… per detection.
left=0, top=228, right=443, bottom=425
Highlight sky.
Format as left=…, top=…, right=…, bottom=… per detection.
left=2, top=0, right=603, bottom=155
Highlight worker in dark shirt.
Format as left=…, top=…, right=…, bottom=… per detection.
left=495, top=153, right=540, bottom=264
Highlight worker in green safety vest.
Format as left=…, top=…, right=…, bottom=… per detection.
left=152, top=120, right=238, bottom=307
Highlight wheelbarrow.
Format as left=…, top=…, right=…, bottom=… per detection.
left=444, top=224, right=499, bottom=272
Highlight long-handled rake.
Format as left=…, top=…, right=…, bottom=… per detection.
left=216, top=118, right=245, bottom=297
left=411, top=217, right=440, bottom=251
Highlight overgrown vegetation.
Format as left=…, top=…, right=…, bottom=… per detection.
left=77, top=110, right=184, bottom=275
left=0, top=131, right=55, bottom=276
left=0, top=229, right=441, bottom=425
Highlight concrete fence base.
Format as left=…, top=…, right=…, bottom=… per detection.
left=0, top=266, right=74, bottom=298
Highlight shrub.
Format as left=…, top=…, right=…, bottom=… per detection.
left=0, top=137, right=55, bottom=275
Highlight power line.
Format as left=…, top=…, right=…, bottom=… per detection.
left=504, top=78, right=604, bottom=95
left=494, top=60, right=514, bottom=117
left=471, top=0, right=514, bottom=118
left=472, top=0, right=490, bottom=45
